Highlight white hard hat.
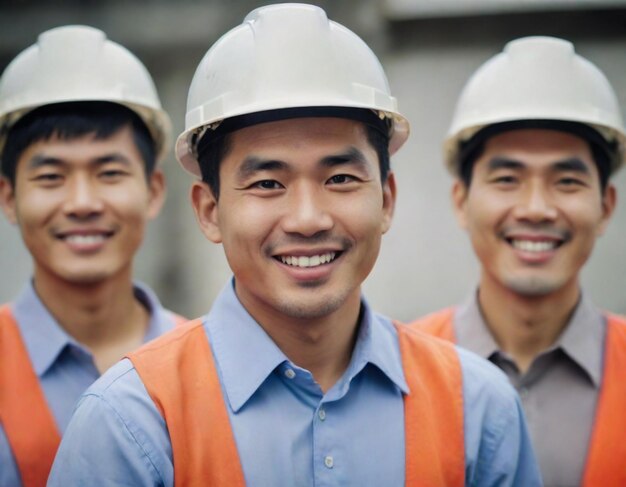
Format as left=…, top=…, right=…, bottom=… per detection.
left=176, top=3, right=409, bottom=177
left=0, top=25, right=171, bottom=162
left=445, top=36, right=626, bottom=174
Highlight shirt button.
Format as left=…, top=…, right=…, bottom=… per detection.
left=318, top=409, right=326, bottom=421
left=284, top=368, right=296, bottom=379
left=519, top=387, right=529, bottom=399
left=324, top=456, right=334, bottom=469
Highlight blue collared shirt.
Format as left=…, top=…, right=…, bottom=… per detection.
left=49, top=280, right=541, bottom=486
left=0, top=281, right=177, bottom=487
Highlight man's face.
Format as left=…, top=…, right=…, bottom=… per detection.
left=0, top=125, right=165, bottom=286
left=191, top=117, right=395, bottom=321
left=453, top=128, right=615, bottom=298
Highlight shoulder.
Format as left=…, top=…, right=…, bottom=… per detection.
left=71, top=358, right=169, bottom=456
left=132, top=317, right=205, bottom=357
left=82, top=358, right=151, bottom=405
left=0, top=303, right=14, bottom=322
left=50, top=358, right=173, bottom=485
left=405, top=308, right=456, bottom=339
left=603, top=312, right=626, bottom=348
left=456, top=346, right=517, bottom=410
left=605, top=312, right=626, bottom=327
left=407, top=307, right=455, bottom=327
left=165, top=309, right=189, bottom=327
left=456, top=347, right=527, bottom=464
left=77, top=357, right=165, bottom=432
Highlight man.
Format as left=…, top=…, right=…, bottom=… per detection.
left=49, top=5, right=541, bottom=486
left=410, top=36, right=626, bottom=486
left=0, top=26, right=182, bottom=487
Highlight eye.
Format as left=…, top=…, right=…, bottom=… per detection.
left=251, top=179, right=283, bottom=190
left=35, top=173, right=62, bottom=181
left=557, top=177, right=585, bottom=187
left=327, top=174, right=357, bottom=185
left=30, top=173, right=63, bottom=186
left=99, top=169, right=128, bottom=180
left=488, top=173, right=519, bottom=187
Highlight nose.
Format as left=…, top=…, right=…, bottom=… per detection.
left=512, top=181, right=558, bottom=223
left=280, top=183, right=334, bottom=237
left=62, top=176, right=104, bottom=220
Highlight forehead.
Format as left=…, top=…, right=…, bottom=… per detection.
left=227, top=117, right=371, bottom=155
left=17, top=125, right=142, bottom=169
left=479, top=128, right=594, bottom=165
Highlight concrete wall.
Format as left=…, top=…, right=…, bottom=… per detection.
left=1, top=1, right=625, bottom=319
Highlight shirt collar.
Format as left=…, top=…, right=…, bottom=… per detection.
left=206, top=279, right=408, bottom=413
left=555, top=292, right=604, bottom=387
left=454, top=290, right=502, bottom=360
left=345, top=301, right=408, bottom=395
left=455, top=289, right=605, bottom=386
left=12, top=281, right=75, bottom=377
left=11, top=280, right=175, bottom=377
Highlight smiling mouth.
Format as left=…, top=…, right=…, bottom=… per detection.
left=62, top=234, right=109, bottom=245
left=56, top=229, right=115, bottom=245
left=277, top=252, right=339, bottom=268
left=507, top=238, right=562, bottom=253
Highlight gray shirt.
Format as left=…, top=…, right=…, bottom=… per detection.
left=454, top=291, right=605, bottom=487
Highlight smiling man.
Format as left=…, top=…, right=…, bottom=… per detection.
left=411, top=36, right=626, bottom=486
left=49, top=5, right=540, bottom=486
left=0, top=26, right=181, bottom=487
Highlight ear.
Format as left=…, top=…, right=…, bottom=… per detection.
left=596, top=183, right=617, bottom=237
left=146, top=169, right=166, bottom=220
left=190, top=181, right=222, bottom=243
left=451, top=179, right=469, bottom=230
left=0, top=176, right=17, bottom=224
left=381, top=171, right=397, bottom=234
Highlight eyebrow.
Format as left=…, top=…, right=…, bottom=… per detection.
left=27, top=155, right=63, bottom=170
left=237, top=157, right=288, bottom=181
left=237, top=147, right=372, bottom=181
left=487, top=157, right=525, bottom=172
left=552, top=157, right=591, bottom=174
left=320, top=147, right=370, bottom=171
left=487, top=156, right=592, bottom=175
left=27, top=153, right=132, bottom=170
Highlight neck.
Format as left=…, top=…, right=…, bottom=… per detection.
left=477, top=274, right=580, bottom=373
left=241, top=292, right=362, bottom=393
left=33, top=268, right=149, bottom=372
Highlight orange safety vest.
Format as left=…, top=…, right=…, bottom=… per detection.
left=410, top=309, right=626, bottom=487
left=0, top=304, right=187, bottom=487
left=129, top=319, right=466, bottom=487
left=0, top=305, right=60, bottom=487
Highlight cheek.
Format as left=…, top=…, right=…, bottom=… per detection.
left=463, top=197, right=498, bottom=233
left=566, top=198, right=605, bottom=224
left=345, top=200, right=391, bottom=249
left=14, top=190, right=59, bottom=227
left=218, top=200, right=275, bottom=247
left=108, top=185, right=154, bottom=218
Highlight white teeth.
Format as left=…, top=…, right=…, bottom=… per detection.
left=512, top=240, right=556, bottom=252
left=280, top=252, right=337, bottom=268
left=65, top=234, right=106, bottom=245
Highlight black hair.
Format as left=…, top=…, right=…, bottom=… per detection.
left=1, top=101, right=156, bottom=185
left=457, top=120, right=615, bottom=193
left=196, top=107, right=391, bottom=200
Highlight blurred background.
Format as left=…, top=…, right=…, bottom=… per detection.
left=1, top=0, right=625, bottom=320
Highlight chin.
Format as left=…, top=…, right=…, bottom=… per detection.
left=58, top=268, right=115, bottom=286
left=276, top=294, right=347, bottom=321
left=503, top=276, right=565, bottom=297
